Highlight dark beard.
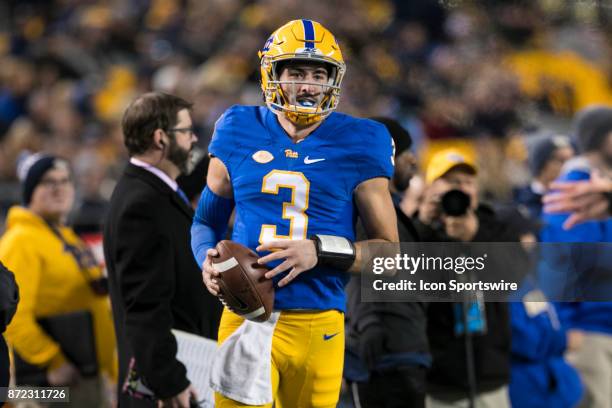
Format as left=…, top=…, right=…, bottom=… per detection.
left=167, top=139, right=191, bottom=174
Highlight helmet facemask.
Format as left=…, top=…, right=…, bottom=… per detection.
left=264, top=58, right=344, bottom=126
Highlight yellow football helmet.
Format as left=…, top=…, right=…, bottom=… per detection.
left=259, top=20, right=346, bottom=126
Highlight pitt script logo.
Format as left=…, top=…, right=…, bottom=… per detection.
left=285, top=149, right=299, bottom=159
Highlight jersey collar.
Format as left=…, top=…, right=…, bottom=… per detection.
left=264, top=108, right=335, bottom=146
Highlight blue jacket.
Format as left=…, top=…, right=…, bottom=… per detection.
left=539, top=158, right=612, bottom=333
left=509, top=299, right=582, bottom=408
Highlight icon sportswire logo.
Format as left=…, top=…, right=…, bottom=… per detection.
left=304, top=156, right=325, bottom=164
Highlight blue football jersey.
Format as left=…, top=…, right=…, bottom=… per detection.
left=209, top=105, right=394, bottom=311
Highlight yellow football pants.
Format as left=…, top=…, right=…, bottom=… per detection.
left=214, top=308, right=344, bottom=408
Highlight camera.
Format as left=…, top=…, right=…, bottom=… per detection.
left=441, top=189, right=471, bottom=216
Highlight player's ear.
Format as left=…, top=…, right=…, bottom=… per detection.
left=153, top=129, right=166, bottom=150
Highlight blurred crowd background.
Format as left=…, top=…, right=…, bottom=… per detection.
left=0, top=0, right=612, bottom=228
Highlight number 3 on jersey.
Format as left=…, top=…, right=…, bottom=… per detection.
left=259, top=170, right=310, bottom=244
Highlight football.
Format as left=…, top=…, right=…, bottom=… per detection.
left=212, top=240, right=274, bottom=322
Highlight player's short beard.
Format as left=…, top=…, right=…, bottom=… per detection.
left=167, top=136, right=191, bottom=174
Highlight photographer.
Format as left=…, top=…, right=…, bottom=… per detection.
left=414, top=149, right=515, bottom=408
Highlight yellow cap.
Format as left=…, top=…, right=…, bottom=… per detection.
left=425, top=148, right=477, bottom=184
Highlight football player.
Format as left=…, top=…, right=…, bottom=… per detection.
left=192, top=20, right=398, bottom=407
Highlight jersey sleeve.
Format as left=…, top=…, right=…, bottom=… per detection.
left=354, top=120, right=395, bottom=185
left=208, top=106, right=243, bottom=176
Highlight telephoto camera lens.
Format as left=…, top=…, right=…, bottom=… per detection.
left=441, top=189, right=471, bottom=216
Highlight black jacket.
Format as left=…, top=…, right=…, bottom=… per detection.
left=103, top=164, right=222, bottom=405
left=421, top=205, right=514, bottom=394
left=346, top=204, right=429, bottom=363
left=0, top=262, right=18, bottom=389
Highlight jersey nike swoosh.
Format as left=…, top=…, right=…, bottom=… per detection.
left=323, top=332, right=339, bottom=341
left=304, top=156, right=325, bottom=164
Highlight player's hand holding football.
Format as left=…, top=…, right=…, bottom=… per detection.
left=202, top=248, right=221, bottom=296
left=256, top=240, right=318, bottom=287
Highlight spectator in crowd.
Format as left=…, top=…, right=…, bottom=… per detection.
left=500, top=2, right=612, bottom=115
left=514, top=133, right=574, bottom=219
left=414, top=149, right=516, bottom=408
left=509, top=293, right=583, bottom=408
left=0, top=152, right=117, bottom=405
left=346, top=118, right=428, bottom=408
left=0, top=261, right=18, bottom=393
left=103, top=92, right=222, bottom=408
left=543, top=168, right=612, bottom=229
left=539, top=105, right=612, bottom=408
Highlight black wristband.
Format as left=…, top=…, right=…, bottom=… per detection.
left=310, top=234, right=356, bottom=271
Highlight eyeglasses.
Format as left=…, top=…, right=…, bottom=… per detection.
left=167, top=127, right=195, bottom=136
left=38, top=178, right=72, bottom=188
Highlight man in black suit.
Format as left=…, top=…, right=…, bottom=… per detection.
left=104, top=92, right=222, bottom=408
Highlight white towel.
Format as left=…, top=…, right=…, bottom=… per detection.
left=209, top=312, right=280, bottom=405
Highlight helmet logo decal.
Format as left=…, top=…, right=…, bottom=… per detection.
left=262, top=36, right=273, bottom=52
